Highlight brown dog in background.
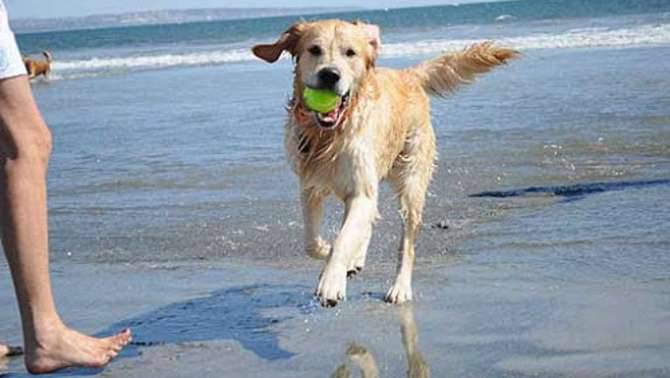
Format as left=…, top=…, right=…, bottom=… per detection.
left=253, top=20, right=517, bottom=307
left=23, top=51, right=52, bottom=80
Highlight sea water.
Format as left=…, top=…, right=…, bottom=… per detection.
left=5, top=0, right=669, bottom=271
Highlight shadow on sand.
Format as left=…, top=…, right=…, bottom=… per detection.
left=469, top=178, right=670, bottom=202
left=2, top=284, right=316, bottom=377
left=111, top=284, right=316, bottom=360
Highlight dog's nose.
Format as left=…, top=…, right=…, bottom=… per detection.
left=318, top=67, right=341, bottom=88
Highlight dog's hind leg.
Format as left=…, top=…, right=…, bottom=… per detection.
left=386, top=126, right=436, bottom=304
left=301, top=187, right=331, bottom=260
left=386, top=185, right=422, bottom=303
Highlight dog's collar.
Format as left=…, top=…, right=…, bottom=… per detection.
left=293, top=101, right=314, bottom=127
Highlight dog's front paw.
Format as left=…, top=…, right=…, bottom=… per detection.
left=346, top=251, right=366, bottom=279
left=315, top=262, right=347, bottom=307
left=306, top=238, right=331, bottom=260
left=385, top=281, right=413, bottom=304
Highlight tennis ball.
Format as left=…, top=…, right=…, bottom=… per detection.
left=303, top=87, right=340, bottom=113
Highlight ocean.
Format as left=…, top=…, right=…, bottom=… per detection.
left=15, top=0, right=670, bottom=80
left=8, top=0, right=669, bottom=265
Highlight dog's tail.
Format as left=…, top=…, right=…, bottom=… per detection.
left=42, top=51, right=53, bottom=62
left=408, top=42, right=518, bottom=97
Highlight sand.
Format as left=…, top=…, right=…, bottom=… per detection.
left=2, top=203, right=669, bottom=378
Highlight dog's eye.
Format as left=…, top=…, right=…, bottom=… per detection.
left=345, top=48, right=357, bottom=57
left=308, top=46, right=322, bottom=56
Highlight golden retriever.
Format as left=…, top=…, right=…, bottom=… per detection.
left=252, top=20, right=517, bottom=307
left=23, top=50, right=52, bottom=80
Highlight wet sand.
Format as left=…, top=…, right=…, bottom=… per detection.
left=2, top=178, right=669, bottom=377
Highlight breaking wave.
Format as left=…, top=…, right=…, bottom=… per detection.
left=51, top=23, right=670, bottom=80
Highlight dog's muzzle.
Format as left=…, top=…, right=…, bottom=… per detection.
left=311, top=90, right=350, bottom=129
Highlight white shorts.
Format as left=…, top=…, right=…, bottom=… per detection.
left=0, top=1, right=27, bottom=79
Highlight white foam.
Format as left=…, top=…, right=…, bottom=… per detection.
left=51, top=23, right=670, bottom=79
left=53, top=48, right=255, bottom=73
left=381, top=23, right=670, bottom=57
left=495, top=14, right=516, bottom=22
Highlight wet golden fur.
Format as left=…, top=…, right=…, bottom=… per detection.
left=253, top=20, right=517, bottom=306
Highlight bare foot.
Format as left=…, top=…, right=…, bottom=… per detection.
left=0, top=343, right=23, bottom=357
left=25, top=324, right=131, bottom=374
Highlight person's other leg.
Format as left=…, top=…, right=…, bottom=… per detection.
left=0, top=343, right=21, bottom=357
left=0, top=75, right=131, bottom=374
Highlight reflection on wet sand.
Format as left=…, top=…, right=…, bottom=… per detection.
left=331, top=344, right=379, bottom=378
left=331, top=305, right=430, bottom=378
left=398, top=306, right=431, bottom=378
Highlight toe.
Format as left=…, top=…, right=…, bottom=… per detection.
left=119, top=329, right=132, bottom=345
left=106, top=348, right=119, bottom=360
left=317, top=287, right=343, bottom=307
left=107, top=342, right=123, bottom=353
left=315, top=263, right=347, bottom=307
left=108, top=329, right=132, bottom=347
left=385, top=285, right=412, bottom=304
left=100, top=329, right=131, bottom=355
left=0, top=344, right=21, bottom=357
left=88, top=352, right=112, bottom=369
left=346, top=267, right=362, bottom=279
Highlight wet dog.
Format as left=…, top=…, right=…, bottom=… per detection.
left=23, top=51, right=52, bottom=80
left=252, top=20, right=517, bottom=306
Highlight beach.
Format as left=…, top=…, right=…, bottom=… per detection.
left=2, top=1, right=670, bottom=376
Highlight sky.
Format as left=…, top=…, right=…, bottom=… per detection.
left=4, top=0, right=487, bottom=19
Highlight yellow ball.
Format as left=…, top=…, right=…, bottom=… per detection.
left=303, top=87, right=340, bottom=113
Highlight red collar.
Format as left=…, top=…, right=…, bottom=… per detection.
left=293, top=101, right=313, bottom=127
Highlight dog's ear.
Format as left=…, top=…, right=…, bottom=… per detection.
left=354, top=21, right=381, bottom=55
left=353, top=21, right=381, bottom=68
left=364, top=23, right=382, bottom=54
left=252, top=22, right=307, bottom=63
